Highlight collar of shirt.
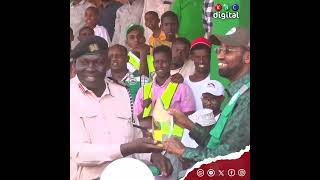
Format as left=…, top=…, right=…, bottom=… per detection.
left=226, top=73, right=250, bottom=96
left=74, top=75, right=112, bottom=98
left=120, top=72, right=131, bottom=82
left=159, top=31, right=166, bottom=41
left=154, top=77, right=171, bottom=88
left=112, top=71, right=131, bottom=87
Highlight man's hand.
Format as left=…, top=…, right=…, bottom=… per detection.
left=133, top=138, right=164, bottom=153
left=120, top=138, right=163, bottom=157
left=139, top=118, right=153, bottom=138
left=133, top=43, right=150, bottom=56
left=171, top=73, right=184, bottom=84
left=142, top=98, right=152, bottom=109
left=168, top=108, right=195, bottom=130
left=151, top=153, right=173, bottom=176
left=163, top=137, right=186, bottom=157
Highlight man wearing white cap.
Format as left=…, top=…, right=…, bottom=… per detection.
left=181, top=80, right=225, bottom=149
left=201, top=80, right=225, bottom=119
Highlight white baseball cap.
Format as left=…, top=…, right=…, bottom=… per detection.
left=202, top=80, right=225, bottom=96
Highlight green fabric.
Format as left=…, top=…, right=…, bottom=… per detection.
left=209, top=0, right=250, bottom=109
left=207, top=81, right=250, bottom=148
left=123, top=72, right=145, bottom=103
left=183, top=73, right=250, bottom=162
left=189, top=123, right=212, bottom=146
left=171, top=0, right=205, bottom=43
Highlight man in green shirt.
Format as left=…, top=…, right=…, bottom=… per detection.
left=171, top=0, right=205, bottom=43
left=163, top=26, right=250, bottom=168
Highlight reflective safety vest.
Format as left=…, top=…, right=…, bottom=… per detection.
left=142, top=81, right=184, bottom=137
left=128, top=51, right=155, bottom=75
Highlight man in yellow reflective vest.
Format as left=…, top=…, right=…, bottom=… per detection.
left=125, top=24, right=156, bottom=78
left=134, top=45, right=195, bottom=132
left=134, top=45, right=196, bottom=179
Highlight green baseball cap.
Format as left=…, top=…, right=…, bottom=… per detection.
left=126, top=23, right=144, bottom=37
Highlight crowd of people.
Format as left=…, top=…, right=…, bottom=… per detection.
left=70, top=0, right=250, bottom=180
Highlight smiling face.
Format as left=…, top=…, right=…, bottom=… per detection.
left=75, top=53, right=108, bottom=90
left=108, top=45, right=128, bottom=71
left=217, top=43, right=250, bottom=80
left=153, top=51, right=171, bottom=79
left=191, top=46, right=211, bottom=75
left=84, top=7, right=99, bottom=28
left=145, top=12, right=160, bottom=31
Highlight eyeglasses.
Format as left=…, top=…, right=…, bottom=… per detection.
left=215, top=47, right=249, bottom=55
left=201, top=96, right=217, bottom=103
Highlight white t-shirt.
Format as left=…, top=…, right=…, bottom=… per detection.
left=94, top=25, right=112, bottom=46
left=184, top=75, right=211, bottom=110
left=181, top=113, right=221, bottom=148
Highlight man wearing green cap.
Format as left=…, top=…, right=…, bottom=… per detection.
left=125, top=24, right=155, bottom=78
left=111, top=0, right=144, bottom=47
left=163, top=26, right=250, bottom=177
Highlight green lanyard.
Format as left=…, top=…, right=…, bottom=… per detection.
left=207, top=81, right=250, bottom=149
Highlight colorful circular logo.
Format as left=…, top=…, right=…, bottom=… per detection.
left=232, top=4, right=239, bottom=11
left=215, top=3, right=222, bottom=11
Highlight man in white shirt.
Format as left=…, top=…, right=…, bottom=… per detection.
left=184, top=37, right=212, bottom=110
left=70, top=0, right=96, bottom=49
left=85, top=6, right=112, bottom=45
left=181, top=80, right=225, bottom=148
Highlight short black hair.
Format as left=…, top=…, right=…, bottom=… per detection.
left=153, top=45, right=172, bottom=58
left=109, top=44, right=128, bottom=56
left=145, top=11, right=159, bottom=18
left=161, top=11, right=179, bottom=25
left=86, top=6, right=99, bottom=16
left=79, top=26, right=94, bottom=35
left=174, top=37, right=191, bottom=49
left=190, top=44, right=211, bottom=54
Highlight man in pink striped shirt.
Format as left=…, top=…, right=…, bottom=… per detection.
left=70, top=36, right=173, bottom=180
